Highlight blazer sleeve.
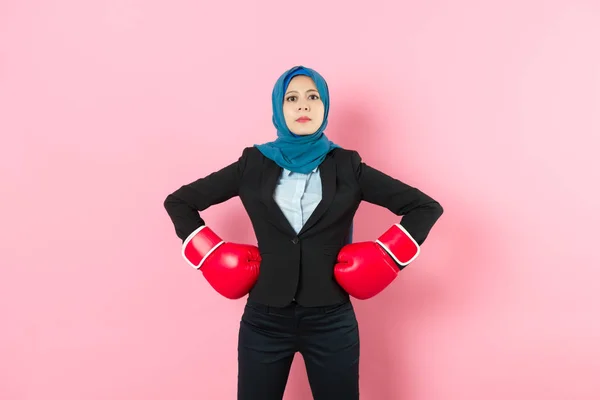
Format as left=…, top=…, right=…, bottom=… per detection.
left=351, top=150, right=444, bottom=246
left=163, top=147, right=251, bottom=241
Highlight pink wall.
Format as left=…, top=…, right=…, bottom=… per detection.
left=2, top=1, right=599, bottom=399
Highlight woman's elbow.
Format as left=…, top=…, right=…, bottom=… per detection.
left=163, top=193, right=178, bottom=212
left=436, top=201, right=444, bottom=215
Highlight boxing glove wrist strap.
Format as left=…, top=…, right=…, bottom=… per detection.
left=375, top=223, right=420, bottom=267
left=181, top=225, right=225, bottom=269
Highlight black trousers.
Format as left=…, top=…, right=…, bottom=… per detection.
left=237, top=298, right=360, bottom=400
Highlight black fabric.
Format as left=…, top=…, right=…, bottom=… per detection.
left=237, top=298, right=360, bottom=400
left=164, top=147, right=443, bottom=307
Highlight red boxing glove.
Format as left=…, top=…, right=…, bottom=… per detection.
left=334, top=224, right=420, bottom=299
left=334, top=242, right=399, bottom=300
left=182, top=226, right=261, bottom=299
left=376, top=223, right=420, bottom=267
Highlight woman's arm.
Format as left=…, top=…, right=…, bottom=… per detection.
left=164, top=147, right=250, bottom=241
left=351, top=150, right=444, bottom=246
left=333, top=151, right=444, bottom=299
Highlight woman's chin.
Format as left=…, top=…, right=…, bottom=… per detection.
left=290, top=126, right=318, bottom=136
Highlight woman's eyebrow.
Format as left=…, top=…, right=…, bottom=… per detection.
left=285, top=89, right=319, bottom=95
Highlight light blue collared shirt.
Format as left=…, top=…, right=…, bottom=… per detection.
left=273, top=167, right=322, bottom=234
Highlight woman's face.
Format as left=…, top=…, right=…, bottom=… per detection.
left=282, top=75, right=325, bottom=136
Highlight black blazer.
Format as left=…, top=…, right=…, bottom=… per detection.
left=163, top=146, right=443, bottom=307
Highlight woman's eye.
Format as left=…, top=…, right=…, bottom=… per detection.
left=286, top=94, right=318, bottom=102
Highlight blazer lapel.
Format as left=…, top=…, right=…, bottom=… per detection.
left=261, top=159, right=297, bottom=236
left=298, top=154, right=336, bottom=236
left=260, top=153, right=337, bottom=238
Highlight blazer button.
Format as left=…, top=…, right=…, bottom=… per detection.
left=291, top=237, right=299, bottom=244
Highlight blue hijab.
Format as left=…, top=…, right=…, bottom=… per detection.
left=254, top=65, right=353, bottom=244
left=254, top=65, right=339, bottom=174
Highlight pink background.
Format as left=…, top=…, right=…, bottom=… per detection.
left=2, top=0, right=599, bottom=399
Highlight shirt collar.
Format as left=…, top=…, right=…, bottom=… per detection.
left=283, top=166, right=318, bottom=176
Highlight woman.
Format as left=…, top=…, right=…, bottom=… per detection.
left=163, top=65, right=443, bottom=400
